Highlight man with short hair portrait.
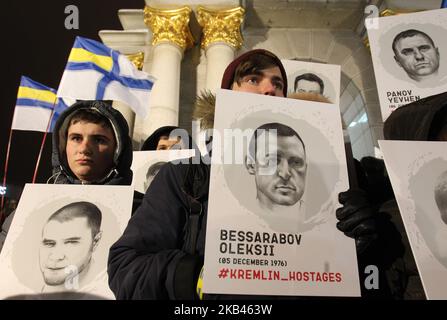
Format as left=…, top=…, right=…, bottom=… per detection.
left=245, top=122, right=307, bottom=213
left=392, top=29, right=440, bottom=82
left=39, top=201, right=102, bottom=293
left=294, top=73, right=325, bottom=95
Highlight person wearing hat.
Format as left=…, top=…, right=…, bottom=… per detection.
left=107, top=49, right=381, bottom=299
left=107, top=49, right=289, bottom=300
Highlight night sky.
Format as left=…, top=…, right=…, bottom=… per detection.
left=0, top=0, right=143, bottom=199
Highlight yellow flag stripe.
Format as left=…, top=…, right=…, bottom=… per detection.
left=17, top=86, right=57, bottom=104
left=68, top=48, right=113, bottom=72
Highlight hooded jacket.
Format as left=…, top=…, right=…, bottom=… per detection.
left=1, top=101, right=138, bottom=254
left=50, top=100, right=133, bottom=185
left=140, top=125, right=197, bottom=151
left=108, top=50, right=296, bottom=299
left=140, top=126, right=180, bottom=151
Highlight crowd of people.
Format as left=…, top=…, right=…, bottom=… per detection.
left=1, top=48, right=446, bottom=300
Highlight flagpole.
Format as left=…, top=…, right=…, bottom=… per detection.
left=0, top=128, right=14, bottom=223
left=32, top=99, right=57, bottom=184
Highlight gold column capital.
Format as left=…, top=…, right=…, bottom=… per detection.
left=144, top=6, right=194, bottom=51
left=125, top=52, right=145, bottom=70
left=197, top=6, right=245, bottom=50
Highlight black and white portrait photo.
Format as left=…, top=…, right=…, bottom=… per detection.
left=293, top=73, right=325, bottom=95
left=131, top=150, right=195, bottom=194
left=434, top=170, right=447, bottom=225
left=244, top=123, right=307, bottom=230
left=380, top=140, right=447, bottom=299
left=39, top=201, right=102, bottom=294
left=392, top=29, right=440, bottom=83
left=203, top=89, right=360, bottom=297
left=0, top=184, right=133, bottom=299
left=281, top=59, right=340, bottom=105
left=366, top=9, right=447, bottom=121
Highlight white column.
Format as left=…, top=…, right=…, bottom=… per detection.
left=204, top=43, right=235, bottom=91
left=144, top=43, right=183, bottom=135
left=143, top=5, right=194, bottom=137
left=197, top=6, right=245, bottom=92
left=195, top=6, right=245, bottom=155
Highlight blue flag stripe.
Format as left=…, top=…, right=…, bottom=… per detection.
left=442, top=0, right=447, bottom=8
left=16, top=98, right=54, bottom=110
left=66, top=62, right=154, bottom=90
left=20, top=76, right=57, bottom=93
left=73, top=36, right=111, bottom=57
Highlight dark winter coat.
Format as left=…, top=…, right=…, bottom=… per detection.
left=381, top=92, right=447, bottom=299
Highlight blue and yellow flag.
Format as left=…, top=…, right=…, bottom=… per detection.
left=57, top=36, right=155, bottom=118
left=12, top=76, right=57, bottom=132
left=12, top=76, right=70, bottom=132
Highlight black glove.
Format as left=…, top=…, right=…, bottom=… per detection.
left=336, top=189, right=378, bottom=255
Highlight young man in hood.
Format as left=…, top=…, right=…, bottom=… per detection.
left=50, top=100, right=133, bottom=185
left=1, top=100, right=137, bottom=253
left=107, top=49, right=380, bottom=299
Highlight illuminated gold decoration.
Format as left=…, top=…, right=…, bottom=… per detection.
left=197, top=6, right=245, bottom=50
left=380, top=9, right=398, bottom=17
left=125, top=52, right=144, bottom=70
left=144, top=6, right=194, bottom=50
left=380, top=8, right=422, bottom=17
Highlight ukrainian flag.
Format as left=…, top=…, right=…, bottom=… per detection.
left=57, top=36, right=155, bottom=118
left=12, top=76, right=57, bottom=132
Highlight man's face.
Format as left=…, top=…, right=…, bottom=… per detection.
left=295, top=79, right=322, bottom=94
left=156, top=136, right=181, bottom=150
left=246, top=132, right=307, bottom=209
left=394, top=34, right=440, bottom=81
left=232, top=66, right=285, bottom=97
left=66, top=121, right=116, bottom=183
left=39, top=216, right=100, bottom=286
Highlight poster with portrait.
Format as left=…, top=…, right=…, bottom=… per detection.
left=366, top=9, right=447, bottom=121
left=202, top=89, right=360, bottom=297
left=131, top=149, right=196, bottom=194
left=379, top=140, right=447, bottom=299
left=281, top=59, right=341, bottom=105
left=0, top=184, right=133, bottom=300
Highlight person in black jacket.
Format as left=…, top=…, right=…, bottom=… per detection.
left=0, top=100, right=140, bottom=252
left=383, top=92, right=447, bottom=299
left=107, top=49, right=382, bottom=300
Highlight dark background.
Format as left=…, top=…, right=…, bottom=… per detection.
left=0, top=0, right=144, bottom=201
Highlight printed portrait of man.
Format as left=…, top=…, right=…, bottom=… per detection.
left=143, top=161, right=167, bottom=192
left=434, top=170, right=447, bottom=225
left=294, top=73, right=325, bottom=95
left=245, top=122, right=307, bottom=213
left=39, top=201, right=102, bottom=293
left=392, top=29, right=440, bottom=82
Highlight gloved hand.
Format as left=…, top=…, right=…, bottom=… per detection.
left=336, top=189, right=379, bottom=255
